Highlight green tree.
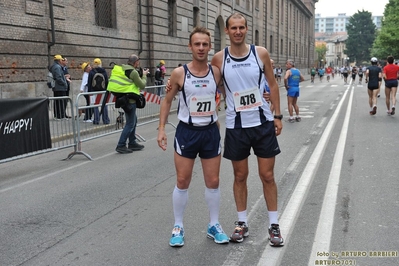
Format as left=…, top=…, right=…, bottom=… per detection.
left=372, top=0, right=399, bottom=59
left=344, top=10, right=376, bottom=64
left=315, top=42, right=327, bottom=64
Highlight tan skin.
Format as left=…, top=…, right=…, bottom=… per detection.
left=211, top=16, right=282, bottom=213
left=157, top=32, right=222, bottom=190
left=284, top=61, right=305, bottom=118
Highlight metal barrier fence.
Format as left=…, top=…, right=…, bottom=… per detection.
left=0, top=85, right=178, bottom=163
left=67, top=88, right=167, bottom=160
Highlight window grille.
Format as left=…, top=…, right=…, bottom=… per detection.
left=94, top=0, right=116, bottom=28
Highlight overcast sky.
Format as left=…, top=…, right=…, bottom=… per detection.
left=315, top=0, right=389, bottom=17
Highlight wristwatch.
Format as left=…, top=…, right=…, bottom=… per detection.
left=274, top=114, right=283, bottom=120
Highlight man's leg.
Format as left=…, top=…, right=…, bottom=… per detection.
left=292, top=97, right=300, bottom=117
left=202, top=155, right=229, bottom=244
left=169, top=153, right=195, bottom=247
left=232, top=159, right=249, bottom=214
left=385, top=87, right=391, bottom=113
left=257, top=156, right=284, bottom=246
left=257, top=156, right=278, bottom=213
left=367, top=88, right=374, bottom=114
left=391, top=87, right=397, bottom=115
left=287, top=96, right=295, bottom=122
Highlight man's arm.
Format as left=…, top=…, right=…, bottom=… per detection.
left=284, top=70, right=291, bottom=88
left=257, top=46, right=282, bottom=135
left=157, top=67, right=183, bottom=150
left=211, top=51, right=225, bottom=95
left=128, top=70, right=147, bottom=90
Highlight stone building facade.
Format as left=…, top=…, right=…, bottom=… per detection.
left=0, top=0, right=317, bottom=99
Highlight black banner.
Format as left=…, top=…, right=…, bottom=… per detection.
left=0, top=98, right=51, bottom=160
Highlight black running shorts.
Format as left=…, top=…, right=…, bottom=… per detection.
left=223, top=121, right=281, bottom=161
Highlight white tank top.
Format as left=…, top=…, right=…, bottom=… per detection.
left=177, top=64, right=218, bottom=126
left=222, top=45, right=274, bottom=129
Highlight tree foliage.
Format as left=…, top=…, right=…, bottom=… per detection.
left=344, top=10, right=376, bottom=64
left=315, top=43, right=327, bottom=61
left=372, top=0, right=399, bottom=60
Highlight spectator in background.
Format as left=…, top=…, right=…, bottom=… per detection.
left=79, top=62, right=93, bottom=122
left=108, top=54, right=149, bottom=154
left=61, top=57, right=72, bottom=118
left=50, top=54, right=68, bottom=120
left=88, top=58, right=110, bottom=124
left=154, top=60, right=166, bottom=96
left=276, top=65, right=283, bottom=84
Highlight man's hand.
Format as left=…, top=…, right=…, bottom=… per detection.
left=274, top=119, right=283, bottom=136
left=165, top=78, right=172, bottom=93
left=157, top=128, right=168, bottom=151
left=263, top=91, right=271, bottom=102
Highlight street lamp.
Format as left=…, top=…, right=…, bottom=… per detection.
left=320, top=59, right=324, bottom=68
left=345, top=57, right=349, bottom=66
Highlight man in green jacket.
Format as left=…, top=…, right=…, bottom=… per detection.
left=108, top=54, right=149, bottom=154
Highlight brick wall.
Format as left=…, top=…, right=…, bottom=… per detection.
left=0, top=0, right=316, bottom=99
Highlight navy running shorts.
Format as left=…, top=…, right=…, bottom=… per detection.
left=223, top=121, right=281, bottom=161
left=174, top=121, right=221, bottom=159
left=385, top=79, right=398, bottom=89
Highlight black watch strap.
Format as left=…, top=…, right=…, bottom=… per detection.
left=274, top=115, right=283, bottom=120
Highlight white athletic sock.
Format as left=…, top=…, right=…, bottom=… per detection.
left=173, top=185, right=188, bottom=228
left=268, top=211, right=279, bottom=226
left=237, top=210, right=248, bottom=224
left=205, top=187, right=221, bottom=226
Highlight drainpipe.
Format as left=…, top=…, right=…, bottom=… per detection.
left=205, top=0, right=208, bottom=28
left=147, top=0, right=154, bottom=82
left=138, top=0, right=143, bottom=55
left=48, top=0, right=55, bottom=48
left=48, top=0, right=55, bottom=67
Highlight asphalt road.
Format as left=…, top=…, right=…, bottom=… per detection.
left=1, top=74, right=399, bottom=266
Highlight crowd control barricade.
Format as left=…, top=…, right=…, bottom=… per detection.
left=0, top=86, right=176, bottom=163
left=0, top=96, right=76, bottom=163
left=66, top=86, right=176, bottom=161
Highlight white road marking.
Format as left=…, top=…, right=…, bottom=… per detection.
left=256, top=80, right=352, bottom=266
left=308, top=80, right=354, bottom=265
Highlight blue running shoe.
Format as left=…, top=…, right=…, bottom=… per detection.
left=169, top=225, right=184, bottom=247
left=207, top=223, right=229, bottom=244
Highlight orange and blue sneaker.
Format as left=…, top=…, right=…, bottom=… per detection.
left=169, top=225, right=184, bottom=247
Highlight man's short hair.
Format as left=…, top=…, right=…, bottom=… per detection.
left=189, top=27, right=211, bottom=45
left=287, top=60, right=295, bottom=67
left=226, top=13, right=247, bottom=28
left=387, top=55, right=394, bottom=64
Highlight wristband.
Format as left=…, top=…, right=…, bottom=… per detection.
left=158, top=124, right=165, bottom=129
